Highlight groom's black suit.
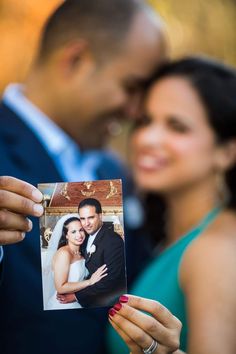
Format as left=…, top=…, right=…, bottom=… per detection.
left=77, top=222, right=126, bottom=307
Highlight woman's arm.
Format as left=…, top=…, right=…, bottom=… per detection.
left=180, top=226, right=236, bottom=354
left=108, top=295, right=182, bottom=354
left=53, top=250, right=107, bottom=294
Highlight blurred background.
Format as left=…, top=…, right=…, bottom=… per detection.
left=1, top=0, right=235, bottom=156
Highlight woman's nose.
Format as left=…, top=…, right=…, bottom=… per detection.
left=138, top=125, right=166, bottom=147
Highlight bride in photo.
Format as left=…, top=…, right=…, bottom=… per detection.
left=43, top=214, right=107, bottom=310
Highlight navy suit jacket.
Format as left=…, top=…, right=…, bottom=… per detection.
left=76, top=223, right=126, bottom=307
left=0, top=102, right=131, bottom=354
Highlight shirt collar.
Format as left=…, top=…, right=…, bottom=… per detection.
left=2, top=83, right=80, bottom=157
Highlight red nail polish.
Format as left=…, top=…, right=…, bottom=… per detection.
left=108, top=308, right=116, bottom=317
left=114, top=303, right=122, bottom=311
left=119, top=295, right=128, bottom=303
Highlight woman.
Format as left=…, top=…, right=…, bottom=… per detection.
left=107, top=57, right=236, bottom=353
left=44, top=214, right=107, bottom=310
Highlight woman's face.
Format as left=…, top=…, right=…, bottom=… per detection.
left=131, top=76, right=222, bottom=194
left=66, top=220, right=85, bottom=245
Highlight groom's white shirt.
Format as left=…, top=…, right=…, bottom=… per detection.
left=0, top=247, right=3, bottom=262
left=86, top=226, right=102, bottom=253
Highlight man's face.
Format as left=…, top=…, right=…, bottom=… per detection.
left=61, top=11, right=167, bottom=148
left=78, top=205, right=103, bottom=235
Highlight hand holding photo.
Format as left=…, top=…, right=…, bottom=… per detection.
left=38, top=179, right=126, bottom=311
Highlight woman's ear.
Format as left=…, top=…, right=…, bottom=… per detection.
left=215, top=140, right=236, bottom=172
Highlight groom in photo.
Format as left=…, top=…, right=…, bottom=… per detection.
left=57, top=198, right=126, bottom=307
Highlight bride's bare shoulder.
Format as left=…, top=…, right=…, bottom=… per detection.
left=53, top=246, right=71, bottom=263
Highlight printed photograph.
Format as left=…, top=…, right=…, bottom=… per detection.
left=38, top=179, right=126, bottom=310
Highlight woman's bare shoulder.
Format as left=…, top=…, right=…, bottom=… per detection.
left=53, top=246, right=71, bottom=263
left=180, top=209, right=236, bottom=286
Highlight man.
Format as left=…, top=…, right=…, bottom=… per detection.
left=58, top=198, right=126, bottom=307
left=0, top=1, right=167, bottom=353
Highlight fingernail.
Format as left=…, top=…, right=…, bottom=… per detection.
left=27, top=218, right=33, bottom=231
left=114, top=303, right=122, bottom=311
left=108, top=308, right=116, bottom=317
left=32, top=189, right=43, bottom=202
left=119, top=295, right=128, bottom=303
left=21, top=232, right=26, bottom=240
left=33, top=204, right=44, bottom=216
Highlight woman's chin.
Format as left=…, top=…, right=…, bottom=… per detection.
left=135, top=176, right=166, bottom=194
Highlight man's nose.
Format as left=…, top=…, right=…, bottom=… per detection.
left=85, top=219, right=90, bottom=226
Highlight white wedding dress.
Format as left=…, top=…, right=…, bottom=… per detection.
left=46, top=259, right=89, bottom=310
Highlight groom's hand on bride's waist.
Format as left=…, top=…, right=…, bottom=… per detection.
left=57, top=292, right=77, bottom=304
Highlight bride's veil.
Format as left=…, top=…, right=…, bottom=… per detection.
left=42, top=213, right=79, bottom=310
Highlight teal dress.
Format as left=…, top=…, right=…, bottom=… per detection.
left=107, top=206, right=222, bottom=353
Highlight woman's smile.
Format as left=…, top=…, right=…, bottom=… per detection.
left=134, top=151, right=170, bottom=172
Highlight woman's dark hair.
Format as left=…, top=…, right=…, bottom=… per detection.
left=141, top=56, right=236, bottom=243
left=57, top=216, right=81, bottom=250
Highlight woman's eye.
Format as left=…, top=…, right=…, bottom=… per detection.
left=168, top=118, right=189, bottom=133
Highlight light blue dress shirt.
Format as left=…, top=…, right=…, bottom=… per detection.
left=0, top=246, right=3, bottom=262
left=3, top=84, right=102, bottom=182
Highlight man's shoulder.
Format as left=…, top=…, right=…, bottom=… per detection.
left=0, top=101, right=24, bottom=128
left=100, top=223, right=123, bottom=241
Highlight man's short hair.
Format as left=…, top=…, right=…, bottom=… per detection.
left=37, top=0, right=145, bottom=62
left=78, top=198, right=102, bottom=214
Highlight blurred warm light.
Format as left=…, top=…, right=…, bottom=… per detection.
left=0, top=0, right=235, bottom=96
left=0, top=0, right=235, bottom=158
left=0, top=0, right=63, bottom=94
left=149, top=0, right=236, bottom=65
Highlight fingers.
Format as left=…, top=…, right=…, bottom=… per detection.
left=108, top=318, right=143, bottom=354
left=0, top=176, right=43, bottom=202
left=0, top=230, right=26, bottom=245
left=95, top=265, right=108, bottom=275
left=0, top=189, right=43, bottom=216
left=0, top=210, right=32, bottom=232
left=98, top=264, right=107, bottom=271
left=56, top=293, right=76, bottom=303
left=98, top=272, right=108, bottom=280
left=109, top=310, right=155, bottom=353
left=108, top=295, right=181, bottom=353
left=124, top=295, right=180, bottom=329
left=0, top=176, right=44, bottom=245
left=0, top=211, right=33, bottom=245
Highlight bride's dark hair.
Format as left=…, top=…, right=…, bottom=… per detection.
left=57, top=216, right=81, bottom=249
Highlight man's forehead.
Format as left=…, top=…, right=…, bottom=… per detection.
left=122, top=9, right=168, bottom=68
left=79, top=205, right=96, bottom=214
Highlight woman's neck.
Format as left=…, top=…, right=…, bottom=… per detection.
left=67, top=243, right=81, bottom=257
left=164, top=178, right=220, bottom=245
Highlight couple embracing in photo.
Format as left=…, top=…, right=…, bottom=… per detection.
left=43, top=198, right=126, bottom=310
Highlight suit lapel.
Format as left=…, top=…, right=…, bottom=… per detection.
left=0, top=103, right=63, bottom=183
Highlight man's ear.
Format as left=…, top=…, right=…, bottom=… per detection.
left=215, top=139, right=236, bottom=172
left=59, top=39, right=89, bottom=76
